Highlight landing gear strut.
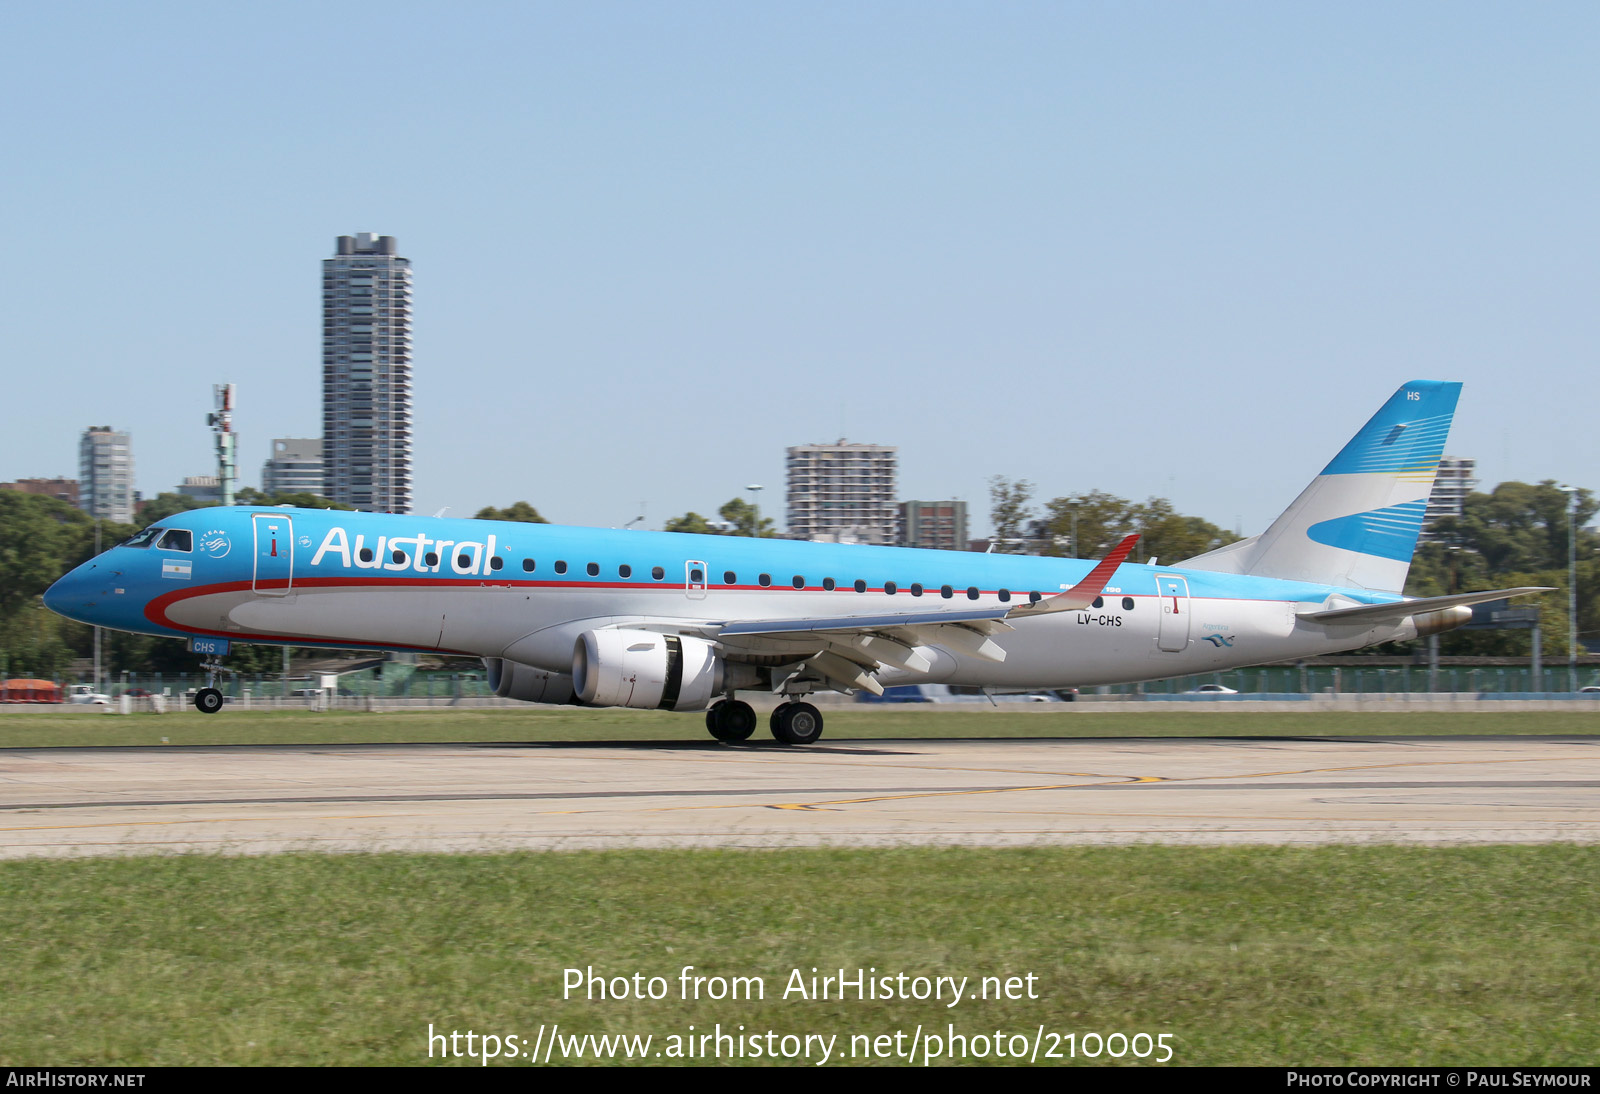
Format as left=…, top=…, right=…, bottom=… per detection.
left=705, top=699, right=757, bottom=742
left=194, top=656, right=225, bottom=715
left=770, top=701, right=824, bottom=745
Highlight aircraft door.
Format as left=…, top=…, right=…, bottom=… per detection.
left=685, top=559, right=708, bottom=600
left=252, top=514, right=294, bottom=596
left=1156, top=574, right=1190, bottom=652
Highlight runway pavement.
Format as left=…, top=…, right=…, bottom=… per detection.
left=2, top=735, right=1598, bottom=857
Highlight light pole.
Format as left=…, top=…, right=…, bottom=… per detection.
left=1560, top=486, right=1578, bottom=692
left=747, top=484, right=764, bottom=534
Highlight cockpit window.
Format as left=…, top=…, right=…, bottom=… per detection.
left=122, top=527, right=164, bottom=549
left=156, top=529, right=193, bottom=552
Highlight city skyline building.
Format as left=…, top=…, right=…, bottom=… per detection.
left=322, top=233, right=412, bottom=513
left=898, top=499, right=969, bottom=552
left=785, top=440, right=898, bottom=544
left=1421, top=456, right=1476, bottom=542
left=78, top=426, right=134, bottom=524
left=262, top=437, right=325, bottom=497
left=0, top=477, right=79, bottom=507
left=176, top=475, right=223, bottom=506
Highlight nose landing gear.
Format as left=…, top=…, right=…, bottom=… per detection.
left=193, top=656, right=226, bottom=714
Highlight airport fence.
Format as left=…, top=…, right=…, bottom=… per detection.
left=48, top=662, right=1600, bottom=705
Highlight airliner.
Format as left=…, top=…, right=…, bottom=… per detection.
left=44, top=381, right=1544, bottom=744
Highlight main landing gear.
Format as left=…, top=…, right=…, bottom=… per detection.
left=704, top=699, right=825, bottom=745
left=770, top=701, right=824, bottom=745
left=705, top=699, right=757, bottom=742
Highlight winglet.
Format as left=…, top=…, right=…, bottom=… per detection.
left=1008, top=534, right=1141, bottom=617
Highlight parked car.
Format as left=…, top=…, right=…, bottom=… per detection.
left=1580, top=686, right=1600, bottom=694
left=1186, top=683, right=1239, bottom=694
left=68, top=685, right=111, bottom=705
left=1024, top=689, right=1080, bottom=702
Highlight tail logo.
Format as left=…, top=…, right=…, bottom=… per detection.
left=1306, top=500, right=1429, bottom=562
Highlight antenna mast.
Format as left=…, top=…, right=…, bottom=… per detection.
left=208, top=383, right=237, bottom=506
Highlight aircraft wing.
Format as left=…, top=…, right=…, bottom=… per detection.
left=704, top=607, right=1014, bottom=696
left=1298, top=586, right=1553, bottom=625
left=702, top=537, right=1142, bottom=695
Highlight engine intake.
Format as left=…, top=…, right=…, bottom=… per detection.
left=484, top=657, right=577, bottom=705
left=572, top=629, right=726, bottom=711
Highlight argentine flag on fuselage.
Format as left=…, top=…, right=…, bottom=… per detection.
left=1182, top=380, right=1461, bottom=593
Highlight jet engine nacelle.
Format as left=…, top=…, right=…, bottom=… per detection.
left=572, top=629, right=727, bottom=711
left=484, top=657, right=577, bottom=705
left=1412, top=604, right=1474, bottom=637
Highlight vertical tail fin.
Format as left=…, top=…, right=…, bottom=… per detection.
left=1181, top=381, right=1461, bottom=593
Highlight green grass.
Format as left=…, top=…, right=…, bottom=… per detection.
left=0, top=705, right=1595, bottom=748
left=1, top=846, right=1595, bottom=1066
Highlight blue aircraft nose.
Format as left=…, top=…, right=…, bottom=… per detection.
left=43, top=561, right=103, bottom=626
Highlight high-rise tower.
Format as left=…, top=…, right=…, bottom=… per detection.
left=78, top=426, right=134, bottom=524
left=785, top=441, right=898, bottom=544
left=322, top=233, right=412, bottom=513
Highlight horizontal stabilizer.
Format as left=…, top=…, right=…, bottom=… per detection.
left=1007, top=534, right=1141, bottom=617
left=1299, top=587, right=1553, bottom=626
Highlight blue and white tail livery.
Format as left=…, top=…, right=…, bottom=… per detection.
left=44, top=380, right=1548, bottom=743
left=1183, top=381, right=1459, bottom=593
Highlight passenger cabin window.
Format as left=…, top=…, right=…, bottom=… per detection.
left=122, top=528, right=163, bottom=549
left=690, top=568, right=704, bottom=583
left=619, top=564, right=632, bottom=578
left=998, top=589, right=1011, bottom=602
left=1029, top=591, right=1042, bottom=604
left=156, top=529, right=192, bottom=552
left=1122, top=597, right=1135, bottom=610
left=1092, top=596, right=1104, bottom=609
left=822, top=577, right=836, bottom=590
left=490, top=556, right=504, bottom=571
left=940, top=585, right=953, bottom=599
left=457, top=554, right=472, bottom=569
left=391, top=550, right=406, bottom=565
left=359, top=547, right=375, bottom=563
left=521, top=558, right=535, bottom=572
left=910, top=583, right=924, bottom=597
left=884, top=582, right=897, bottom=595
left=759, top=574, right=772, bottom=587
left=723, top=571, right=736, bottom=585
left=853, top=580, right=867, bottom=593
left=554, top=560, right=568, bottom=575
left=967, top=587, right=980, bottom=600
left=651, top=566, right=665, bottom=580
left=792, top=576, right=805, bottom=589
left=426, top=552, right=440, bottom=567
left=587, top=562, right=600, bottom=577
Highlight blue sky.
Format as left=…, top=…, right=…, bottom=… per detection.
left=1, top=2, right=1594, bottom=537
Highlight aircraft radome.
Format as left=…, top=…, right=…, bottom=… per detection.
left=45, top=381, right=1547, bottom=745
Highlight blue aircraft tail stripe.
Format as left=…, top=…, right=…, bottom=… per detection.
left=1304, top=500, right=1430, bottom=562
left=1320, top=411, right=1454, bottom=476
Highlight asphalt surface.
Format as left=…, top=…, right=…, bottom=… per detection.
left=2, top=735, right=1598, bottom=856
